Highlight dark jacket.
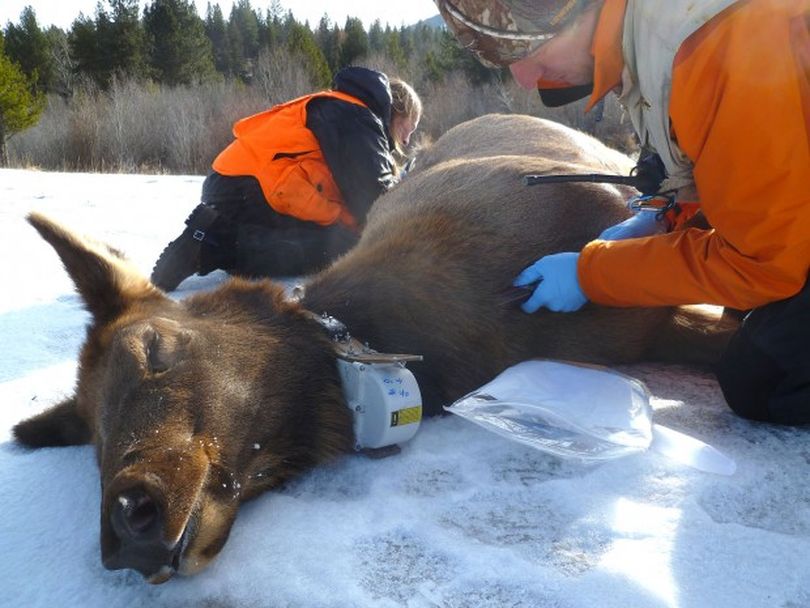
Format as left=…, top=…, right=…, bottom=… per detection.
left=305, top=66, right=398, bottom=224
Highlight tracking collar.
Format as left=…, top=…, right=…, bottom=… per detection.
left=292, top=287, right=424, bottom=453
left=304, top=310, right=423, bottom=365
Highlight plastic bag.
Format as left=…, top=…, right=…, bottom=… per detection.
left=445, top=360, right=736, bottom=475
left=446, top=360, right=653, bottom=461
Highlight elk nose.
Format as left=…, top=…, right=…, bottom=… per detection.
left=104, top=486, right=179, bottom=581
left=111, top=488, right=162, bottom=542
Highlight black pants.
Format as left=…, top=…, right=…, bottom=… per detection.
left=716, top=278, right=810, bottom=425
left=194, top=172, right=358, bottom=278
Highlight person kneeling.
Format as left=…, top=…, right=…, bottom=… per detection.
left=150, top=66, right=422, bottom=291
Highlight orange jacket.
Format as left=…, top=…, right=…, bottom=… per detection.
left=212, top=90, right=368, bottom=229
left=579, top=0, right=810, bottom=309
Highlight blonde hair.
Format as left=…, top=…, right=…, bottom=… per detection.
left=389, top=78, right=423, bottom=127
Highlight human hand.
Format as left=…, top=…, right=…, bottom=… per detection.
left=513, top=252, right=588, bottom=313
left=598, top=211, right=666, bottom=241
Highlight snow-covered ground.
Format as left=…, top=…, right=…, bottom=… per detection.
left=1, top=168, right=809, bottom=608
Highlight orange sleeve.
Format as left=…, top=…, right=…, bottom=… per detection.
left=580, top=0, right=810, bottom=309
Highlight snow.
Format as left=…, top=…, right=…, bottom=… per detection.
left=1, top=167, right=809, bottom=608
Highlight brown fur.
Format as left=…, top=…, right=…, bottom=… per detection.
left=14, top=114, right=736, bottom=583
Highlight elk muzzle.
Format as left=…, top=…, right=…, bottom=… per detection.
left=100, top=444, right=211, bottom=584
left=102, top=479, right=190, bottom=583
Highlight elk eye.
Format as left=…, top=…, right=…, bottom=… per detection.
left=145, top=331, right=170, bottom=374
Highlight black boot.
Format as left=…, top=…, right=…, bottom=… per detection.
left=150, top=204, right=223, bottom=291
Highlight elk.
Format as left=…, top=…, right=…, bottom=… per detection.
left=14, top=114, right=734, bottom=583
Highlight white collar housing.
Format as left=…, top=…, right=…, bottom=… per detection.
left=337, top=359, right=422, bottom=451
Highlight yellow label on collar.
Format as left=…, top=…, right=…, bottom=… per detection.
left=390, top=406, right=422, bottom=427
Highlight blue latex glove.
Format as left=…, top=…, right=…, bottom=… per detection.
left=513, top=252, right=588, bottom=313
left=598, top=211, right=666, bottom=241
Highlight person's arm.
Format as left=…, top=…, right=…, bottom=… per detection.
left=579, top=1, right=810, bottom=309
left=306, top=98, right=398, bottom=225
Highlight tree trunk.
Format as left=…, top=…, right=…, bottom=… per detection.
left=0, top=120, right=7, bottom=168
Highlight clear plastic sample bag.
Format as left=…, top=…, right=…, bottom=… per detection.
left=445, top=360, right=736, bottom=475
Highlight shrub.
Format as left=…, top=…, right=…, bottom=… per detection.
left=8, top=67, right=637, bottom=173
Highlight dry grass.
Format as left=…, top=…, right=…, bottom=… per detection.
left=9, top=80, right=268, bottom=173
left=8, top=64, right=637, bottom=174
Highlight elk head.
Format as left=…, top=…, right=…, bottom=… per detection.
left=14, top=213, right=352, bottom=583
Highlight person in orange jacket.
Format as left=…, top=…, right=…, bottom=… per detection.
left=150, top=66, right=422, bottom=291
left=436, top=0, right=810, bottom=424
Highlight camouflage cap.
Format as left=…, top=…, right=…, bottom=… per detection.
left=435, top=0, right=588, bottom=68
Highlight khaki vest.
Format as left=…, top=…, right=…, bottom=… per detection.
left=619, top=0, right=739, bottom=200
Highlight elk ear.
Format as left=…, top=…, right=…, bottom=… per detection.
left=13, top=396, right=91, bottom=447
left=27, top=212, right=164, bottom=325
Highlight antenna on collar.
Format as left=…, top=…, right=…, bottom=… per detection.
left=290, top=284, right=423, bottom=364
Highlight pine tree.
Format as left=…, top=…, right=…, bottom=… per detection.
left=0, top=39, right=45, bottom=166
left=205, top=3, right=231, bottom=75
left=3, top=7, right=54, bottom=92
left=69, top=14, right=103, bottom=85
left=368, top=20, right=384, bottom=55
left=268, top=0, right=284, bottom=22
left=142, top=0, right=216, bottom=86
left=423, top=49, right=443, bottom=83
left=383, top=26, right=406, bottom=71
left=339, top=17, right=368, bottom=68
left=315, top=15, right=340, bottom=74
left=227, top=0, right=260, bottom=80
left=280, top=10, right=296, bottom=45
left=70, top=1, right=145, bottom=90
left=287, top=22, right=330, bottom=88
left=258, top=2, right=284, bottom=52
left=103, top=0, right=147, bottom=82
left=398, top=26, right=413, bottom=61
left=437, top=30, right=498, bottom=85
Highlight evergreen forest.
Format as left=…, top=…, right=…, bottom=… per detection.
left=0, top=0, right=634, bottom=173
